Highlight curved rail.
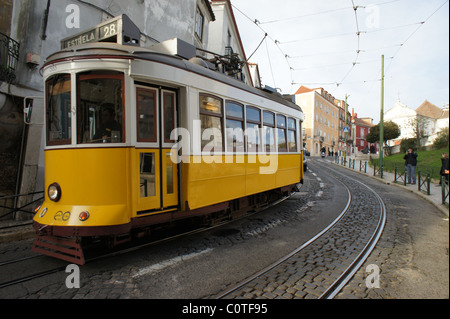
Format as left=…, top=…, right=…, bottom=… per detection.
left=0, top=189, right=300, bottom=290
left=317, top=162, right=386, bottom=299
left=216, top=160, right=386, bottom=299
left=216, top=176, right=352, bottom=299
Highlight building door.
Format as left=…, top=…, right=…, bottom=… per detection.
left=136, top=85, right=178, bottom=215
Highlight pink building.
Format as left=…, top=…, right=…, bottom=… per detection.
left=352, top=110, right=377, bottom=153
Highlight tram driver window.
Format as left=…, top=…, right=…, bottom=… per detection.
left=77, top=72, right=124, bottom=144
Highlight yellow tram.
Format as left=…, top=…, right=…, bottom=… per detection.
left=32, top=15, right=304, bottom=264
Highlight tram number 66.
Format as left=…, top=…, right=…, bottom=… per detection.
left=365, top=264, right=380, bottom=289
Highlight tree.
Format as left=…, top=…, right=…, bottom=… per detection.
left=407, top=116, right=429, bottom=150
left=433, top=127, right=449, bottom=149
left=366, top=121, right=401, bottom=156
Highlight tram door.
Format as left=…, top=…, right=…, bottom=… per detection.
left=136, top=86, right=178, bottom=214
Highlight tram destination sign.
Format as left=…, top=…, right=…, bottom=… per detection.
left=61, top=14, right=140, bottom=49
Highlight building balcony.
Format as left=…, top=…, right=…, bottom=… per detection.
left=0, top=32, right=20, bottom=84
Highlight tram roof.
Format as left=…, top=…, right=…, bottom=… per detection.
left=44, top=42, right=303, bottom=115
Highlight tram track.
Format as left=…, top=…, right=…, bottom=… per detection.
left=0, top=189, right=300, bottom=292
left=216, top=159, right=386, bottom=299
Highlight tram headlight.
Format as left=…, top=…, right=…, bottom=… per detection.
left=48, top=183, right=62, bottom=202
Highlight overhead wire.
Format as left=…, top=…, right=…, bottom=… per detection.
left=232, top=4, right=294, bottom=91
left=232, top=0, right=447, bottom=92
left=385, top=0, right=449, bottom=75
left=339, top=0, right=362, bottom=86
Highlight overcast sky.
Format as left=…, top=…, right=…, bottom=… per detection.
left=230, top=0, right=449, bottom=123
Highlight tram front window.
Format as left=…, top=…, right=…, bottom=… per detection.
left=77, top=72, right=124, bottom=144
left=46, top=74, right=71, bottom=146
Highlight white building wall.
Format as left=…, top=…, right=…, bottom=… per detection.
left=384, top=100, right=417, bottom=142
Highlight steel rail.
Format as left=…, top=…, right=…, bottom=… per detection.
left=215, top=175, right=352, bottom=299
left=316, top=161, right=387, bottom=299
left=0, top=189, right=300, bottom=290
left=0, top=266, right=66, bottom=289
left=88, top=189, right=300, bottom=264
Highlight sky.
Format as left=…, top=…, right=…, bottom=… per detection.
left=230, top=0, right=449, bottom=123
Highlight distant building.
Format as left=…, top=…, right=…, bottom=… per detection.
left=385, top=99, right=449, bottom=150
left=334, top=98, right=353, bottom=156
left=352, top=111, right=376, bottom=153
left=416, top=100, right=449, bottom=145
left=384, top=100, right=417, bottom=146
left=293, top=86, right=342, bottom=156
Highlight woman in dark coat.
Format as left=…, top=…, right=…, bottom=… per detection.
left=440, top=153, right=449, bottom=185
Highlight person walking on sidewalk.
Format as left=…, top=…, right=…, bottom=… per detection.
left=404, top=148, right=418, bottom=184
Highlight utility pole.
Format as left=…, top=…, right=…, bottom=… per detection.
left=379, top=55, right=385, bottom=171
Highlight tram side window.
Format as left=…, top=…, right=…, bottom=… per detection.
left=140, top=153, right=156, bottom=197
left=263, top=111, right=276, bottom=153
left=246, top=106, right=261, bottom=153
left=77, top=72, right=124, bottom=144
left=287, top=118, right=297, bottom=152
left=225, top=101, right=245, bottom=153
left=137, top=88, right=157, bottom=142
left=276, top=114, right=287, bottom=152
left=46, top=74, right=71, bottom=146
left=163, top=91, right=176, bottom=143
left=199, top=94, right=223, bottom=153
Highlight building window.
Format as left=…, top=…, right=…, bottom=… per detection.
left=195, top=7, right=204, bottom=41
left=200, top=94, right=223, bottom=152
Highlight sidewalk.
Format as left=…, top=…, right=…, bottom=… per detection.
left=0, top=220, right=35, bottom=244
left=325, top=155, right=449, bottom=218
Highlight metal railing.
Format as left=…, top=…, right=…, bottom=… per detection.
left=418, top=171, right=431, bottom=195
left=394, top=166, right=407, bottom=186
left=0, top=32, right=20, bottom=83
left=373, top=163, right=383, bottom=178
left=360, top=161, right=367, bottom=173
left=0, top=191, right=43, bottom=220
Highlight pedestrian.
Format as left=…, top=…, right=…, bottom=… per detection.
left=439, top=152, right=449, bottom=186
left=403, top=148, right=418, bottom=184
